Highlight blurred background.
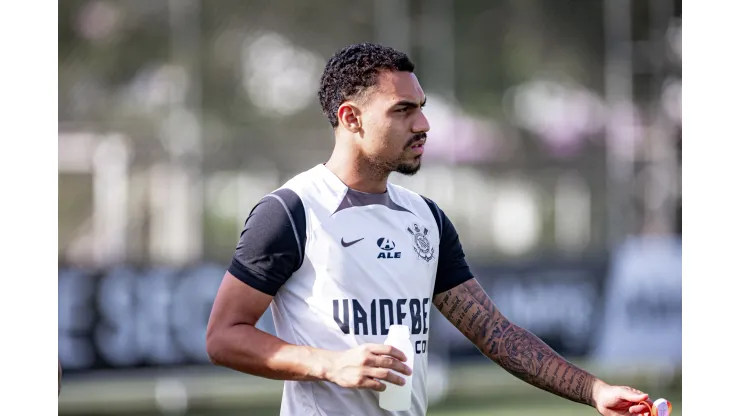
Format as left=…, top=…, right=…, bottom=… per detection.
left=58, top=0, right=682, bottom=414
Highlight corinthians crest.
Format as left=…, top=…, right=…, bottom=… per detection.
left=407, top=223, right=434, bottom=262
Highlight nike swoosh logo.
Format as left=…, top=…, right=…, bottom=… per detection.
left=341, top=237, right=364, bottom=247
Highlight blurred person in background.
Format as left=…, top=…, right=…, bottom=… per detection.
left=206, top=43, right=655, bottom=416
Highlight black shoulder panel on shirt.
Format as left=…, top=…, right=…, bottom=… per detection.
left=228, top=188, right=307, bottom=296
left=421, top=196, right=474, bottom=295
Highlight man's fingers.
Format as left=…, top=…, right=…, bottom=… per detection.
left=368, top=355, right=412, bottom=376
left=358, top=377, right=387, bottom=392
left=365, top=368, right=406, bottom=387
left=364, top=344, right=407, bottom=362
left=620, top=388, right=649, bottom=403
left=626, top=386, right=646, bottom=395
left=350, top=344, right=413, bottom=391
left=628, top=403, right=650, bottom=414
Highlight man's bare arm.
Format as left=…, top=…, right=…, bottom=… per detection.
left=206, top=272, right=411, bottom=390
left=206, top=272, right=333, bottom=381
left=433, top=278, right=604, bottom=406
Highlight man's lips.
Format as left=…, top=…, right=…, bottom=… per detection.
left=409, top=141, right=425, bottom=154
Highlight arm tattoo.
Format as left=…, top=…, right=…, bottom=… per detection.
left=433, top=279, right=597, bottom=407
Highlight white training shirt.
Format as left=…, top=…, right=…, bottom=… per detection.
left=228, top=164, right=473, bottom=416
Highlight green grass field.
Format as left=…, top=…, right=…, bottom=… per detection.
left=59, top=399, right=683, bottom=416
left=428, top=395, right=682, bottom=416
left=67, top=396, right=681, bottom=416
left=430, top=404, right=683, bottom=416
left=59, top=362, right=681, bottom=416
left=187, top=393, right=682, bottom=416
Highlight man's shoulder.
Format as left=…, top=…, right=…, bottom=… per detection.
left=387, top=181, right=424, bottom=200
left=278, top=165, right=324, bottom=193
left=259, top=164, right=344, bottom=218
left=249, top=167, right=322, bottom=217
left=387, top=182, right=445, bottom=232
left=388, top=182, right=439, bottom=210
left=260, top=165, right=328, bottom=206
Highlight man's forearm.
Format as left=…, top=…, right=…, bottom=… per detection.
left=434, top=279, right=603, bottom=407
left=483, top=319, right=601, bottom=406
left=206, top=324, right=332, bottom=382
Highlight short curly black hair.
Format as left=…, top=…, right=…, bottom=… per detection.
left=318, top=43, right=415, bottom=128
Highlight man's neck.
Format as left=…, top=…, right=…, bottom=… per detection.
left=324, top=150, right=389, bottom=194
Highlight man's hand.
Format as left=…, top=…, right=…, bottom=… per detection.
left=593, top=382, right=652, bottom=416
left=325, top=344, right=412, bottom=392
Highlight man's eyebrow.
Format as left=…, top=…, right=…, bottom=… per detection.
left=393, top=97, right=427, bottom=108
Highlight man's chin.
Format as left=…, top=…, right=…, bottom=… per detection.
left=395, top=159, right=422, bottom=176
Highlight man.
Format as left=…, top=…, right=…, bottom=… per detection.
left=206, top=43, right=653, bottom=416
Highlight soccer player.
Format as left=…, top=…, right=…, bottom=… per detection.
left=206, top=43, right=653, bottom=416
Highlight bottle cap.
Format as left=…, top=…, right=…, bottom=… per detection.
left=387, top=324, right=410, bottom=339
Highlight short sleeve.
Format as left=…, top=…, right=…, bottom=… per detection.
left=228, top=188, right=307, bottom=296
left=422, top=197, right=474, bottom=295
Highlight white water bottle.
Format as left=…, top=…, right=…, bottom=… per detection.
left=378, top=324, right=414, bottom=411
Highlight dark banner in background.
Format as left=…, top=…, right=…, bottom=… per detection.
left=58, top=265, right=223, bottom=373
left=429, top=258, right=609, bottom=361
left=59, top=238, right=681, bottom=375
left=58, top=259, right=609, bottom=375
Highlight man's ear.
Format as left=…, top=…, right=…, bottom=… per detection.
left=337, top=102, right=362, bottom=133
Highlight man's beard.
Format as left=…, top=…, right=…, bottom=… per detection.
left=394, top=157, right=422, bottom=175
left=366, top=153, right=422, bottom=178
left=365, top=133, right=426, bottom=178
left=390, top=132, right=426, bottom=176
